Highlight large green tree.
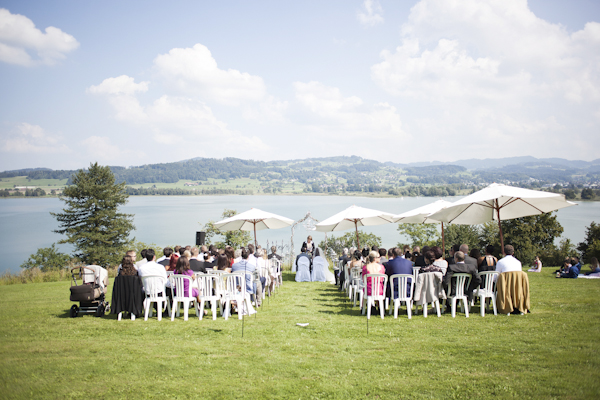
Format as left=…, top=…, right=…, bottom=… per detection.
left=319, top=232, right=382, bottom=256
left=51, top=163, right=135, bottom=266
left=396, top=224, right=440, bottom=248
left=577, top=221, right=600, bottom=263
left=502, top=212, right=564, bottom=264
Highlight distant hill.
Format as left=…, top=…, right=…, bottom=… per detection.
left=2, top=156, right=599, bottom=187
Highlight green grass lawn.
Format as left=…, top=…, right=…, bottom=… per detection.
left=0, top=268, right=599, bottom=399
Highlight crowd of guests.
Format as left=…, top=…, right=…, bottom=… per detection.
left=117, top=243, right=284, bottom=311
left=337, top=243, right=529, bottom=313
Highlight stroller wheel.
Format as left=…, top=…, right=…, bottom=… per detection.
left=70, top=305, right=79, bottom=318
left=95, top=305, right=105, bottom=318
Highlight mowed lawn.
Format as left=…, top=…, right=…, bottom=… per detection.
left=0, top=269, right=599, bottom=399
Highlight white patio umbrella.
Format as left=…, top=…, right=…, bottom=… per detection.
left=213, top=208, right=294, bottom=248
left=392, top=199, right=453, bottom=252
left=427, top=183, right=576, bottom=253
left=315, top=205, right=395, bottom=249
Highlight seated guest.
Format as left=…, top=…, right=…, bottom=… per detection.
left=528, top=256, right=543, bottom=272
left=295, top=246, right=312, bottom=272
left=559, top=256, right=581, bottom=278
left=119, top=256, right=137, bottom=276
left=402, top=245, right=411, bottom=259
left=337, top=248, right=350, bottom=287
left=138, top=249, right=170, bottom=297
left=387, top=248, right=395, bottom=263
left=168, top=246, right=181, bottom=271
left=411, top=246, right=421, bottom=263
left=446, top=244, right=459, bottom=265
left=135, top=249, right=148, bottom=270
left=233, top=248, right=242, bottom=264
left=496, top=245, right=522, bottom=274
left=247, top=244, right=257, bottom=266
left=231, top=249, right=256, bottom=296
left=414, top=246, right=429, bottom=267
left=198, top=245, right=208, bottom=261
left=585, top=257, right=600, bottom=275
left=378, top=248, right=388, bottom=263
left=470, top=248, right=483, bottom=267
left=362, top=250, right=386, bottom=296
left=460, top=244, right=478, bottom=268
left=268, top=246, right=282, bottom=261
left=479, top=245, right=497, bottom=272
left=385, top=247, right=413, bottom=299
left=189, top=249, right=207, bottom=273
left=216, top=254, right=231, bottom=272
left=361, top=247, right=370, bottom=261
left=173, top=256, right=200, bottom=303
left=420, top=250, right=442, bottom=273
left=225, top=246, right=235, bottom=267
left=444, top=251, right=481, bottom=303
left=117, top=250, right=137, bottom=274
left=158, top=247, right=173, bottom=267
left=431, top=246, right=448, bottom=275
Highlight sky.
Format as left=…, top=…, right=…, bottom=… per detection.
left=0, top=0, right=599, bottom=171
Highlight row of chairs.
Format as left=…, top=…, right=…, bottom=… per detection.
left=129, top=259, right=283, bottom=322
left=339, top=260, right=498, bottom=320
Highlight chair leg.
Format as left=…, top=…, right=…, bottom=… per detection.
left=423, top=303, right=428, bottom=318
left=491, top=295, right=497, bottom=316
left=435, top=300, right=441, bottom=318
left=118, top=312, right=123, bottom=321
left=451, top=298, right=456, bottom=318
left=379, top=299, right=385, bottom=319
left=157, top=300, right=162, bottom=321
left=198, top=300, right=205, bottom=320
left=223, top=301, right=230, bottom=320
left=131, top=313, right=135, bottom=320
left=144, top=299, right=150, bottom=321
left=463, top=298, right=469, bottom=318
left=211, top=300, right=217, bottom=321
left=480, top=297, right=485, bottom=317
left=367, top=298, right=372, bottom=319
left=171, top=301, right=178, bottom=321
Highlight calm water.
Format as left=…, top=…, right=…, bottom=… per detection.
left=1, top=195, right=599, bottom=274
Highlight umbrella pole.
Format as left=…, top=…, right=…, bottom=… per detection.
left=441, top=222, right=445, bottom=256
left=355, top=222, right=360, bottom=250
left=497, top=205, right=505, bottom=255
left=254, top=222, right=258, bottom=249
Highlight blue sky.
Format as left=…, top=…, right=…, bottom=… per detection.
left=1, top=0, right=599, bottom=171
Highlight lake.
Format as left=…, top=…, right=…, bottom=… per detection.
left=2, top=195, right=599, bottom=274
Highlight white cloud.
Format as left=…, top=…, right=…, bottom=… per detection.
left=370, top=0, right=600, bottom=160
left=2, top=123, right=70, bottom=153
left=87, top=75, right=149, bottom=96
left=293, top=81, right=407, bottom=151
left=80, top=136, right=123, bottom=160
left=88, top=77, right=270, bottom=154
left=0, top=8, right=79, bottom=66
left=357, top=0, right=384, bottom=27
left=154, top=43, right=266, bottom=106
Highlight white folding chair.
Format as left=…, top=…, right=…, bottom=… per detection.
left=269, top=258, right=282, bottom=291
left=169, top=274, right=198, bottom=321
left=361, top=274, right=388, bottom=320
left=389, top=274, right=414, bottom=319
left=221, top=273, right=252, bottom=320
left=447, top=273, right=472, bottom=318
left=412, top=266, right=420, bottom=293
left=141, top=275, right=171, bottom=321
left=196, top=274, right=220, bottom=320
left=349, top=267, right=362, bottom=306
left=474, top=271, right=498, bottom=317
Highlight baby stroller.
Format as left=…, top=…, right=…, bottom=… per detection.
left=69, top=265, right=110, bottom=318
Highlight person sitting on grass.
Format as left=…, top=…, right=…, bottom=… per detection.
left=528, top=256, right=543, bottom=272
left=558, top=256, right=582, bottom=279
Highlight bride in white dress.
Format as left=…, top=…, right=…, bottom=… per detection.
left=311, top=247, right=336, bottom=284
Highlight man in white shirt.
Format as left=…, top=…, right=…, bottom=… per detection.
left=138, top=249, right=168, bottom=281
left=247, top=244, right=258, bottom=267
left=495, top=245, right=523, bottom=274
